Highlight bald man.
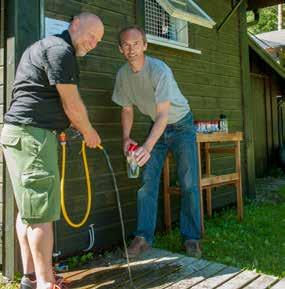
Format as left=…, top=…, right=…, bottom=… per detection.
left=1, top=13, right=104, bottom=289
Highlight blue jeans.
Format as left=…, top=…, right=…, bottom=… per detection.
left=135, top=112, right=201, bottom=244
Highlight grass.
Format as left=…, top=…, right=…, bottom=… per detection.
left=154, top=186, right=285, bottom=278
left=0, top=275, right=19, bottom=289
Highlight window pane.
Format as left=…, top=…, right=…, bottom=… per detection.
left=145, top=0, right=188, bottom=45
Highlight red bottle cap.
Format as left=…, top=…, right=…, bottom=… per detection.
left=128, top=144, right=139, bottom=152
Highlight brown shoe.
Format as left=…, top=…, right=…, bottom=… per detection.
left=184, top=240, right=202, bottom=258
left=124, top=236, right=150, bottom=259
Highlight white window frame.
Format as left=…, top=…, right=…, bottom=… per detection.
left=157, top=0, right=216, bottom=29
left=144, top=0, right=215, bottom=54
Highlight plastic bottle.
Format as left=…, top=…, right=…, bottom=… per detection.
left=219, top=114, right=228, bottom=133
left=126, top=144, right=140, bottom=178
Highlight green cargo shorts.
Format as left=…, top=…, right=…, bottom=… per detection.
left=0, top=124, right=61, bottom=224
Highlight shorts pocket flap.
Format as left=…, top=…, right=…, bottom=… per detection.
left=1, top=135, right=21, bottom=146
left=21, top=171, right=54, bottom=186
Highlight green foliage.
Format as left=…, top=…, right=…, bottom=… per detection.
left=66, top=252, right=94, bottom=269
left=247, top=6, right=279, bottom=34
left=11, top=274, right=21, bottom=284
left=154, top=187, right=285, bottom=278
left=0, top=274, right=19, bottom=289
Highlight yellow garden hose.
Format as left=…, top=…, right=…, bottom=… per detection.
left=60, top=132, right=102, bottom=228
left=59, top=132, right=134, bottom=285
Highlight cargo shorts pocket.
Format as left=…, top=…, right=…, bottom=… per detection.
left=0, top=135, right=21, bottom=148
left=21, top=171, right=55, bottom=219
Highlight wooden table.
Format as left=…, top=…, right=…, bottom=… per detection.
left=163, top=132, right=244, bottom=234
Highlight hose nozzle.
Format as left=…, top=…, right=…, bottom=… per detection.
left=59, top=132, right=67, bottom=144
left=97, top=144, right=103, bottom=150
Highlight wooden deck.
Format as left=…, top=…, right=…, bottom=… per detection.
left=60, top=248, right=284, bottom=289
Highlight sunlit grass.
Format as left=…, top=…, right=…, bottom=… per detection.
left=154, top=187, right=285, bottom=277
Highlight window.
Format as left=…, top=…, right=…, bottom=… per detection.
left=145, top=0, right=189, bottom=47
left=144, top=0, right=215, bottom=53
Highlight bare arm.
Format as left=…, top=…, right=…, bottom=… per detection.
left=121, top=106, right=137, bottom=154
left=56, top=84, right=101, bottom=148
left=135, top=101, right=170, bottom=166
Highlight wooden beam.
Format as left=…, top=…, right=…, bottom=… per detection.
left=3, top=0, right=43, bottom=279
left=201, top=173, right=239, bottom=187
left=216, top=0, right=246, bottom=32
left=247, top=0, right=285, bottom=10
left=136, top=0, right=145, bottom=28
left=196, top=132, right=243, bottom=142
left=208, top=147, right=236, bottom=154
left=238, top=2, right=256, bottom=199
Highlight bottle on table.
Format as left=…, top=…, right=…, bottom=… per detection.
left=219, top=114, right=228, bottom=133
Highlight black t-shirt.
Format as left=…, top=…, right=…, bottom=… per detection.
left=4, top=30, right=79, bottom=131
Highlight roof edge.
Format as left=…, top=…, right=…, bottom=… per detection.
left=248, top=34, right=285, bottom=79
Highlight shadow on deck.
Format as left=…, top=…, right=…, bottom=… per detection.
left=60, top=248, right=284, bottom=289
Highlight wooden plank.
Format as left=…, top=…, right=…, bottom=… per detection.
left=251, top=75, right=269, bottom=177
left=0, top=85, right=3, bottom=105
left=215, top=270, right=259, bottom=289
left=247, top=0, right=284, bottom=10
left=150, top=261, right=224, bottom=289
left=201, top=173, right=239, bottom=187
left=238, top=0, right=256, bottom=199
left=197, top=141, right=204, bottom=235
left=73, top=0, right=134, bottom=15
left=3, top=0, right=43, bottom=277
left=205, top=143, right=212, bottom=217
left=270, top=278, right=285, bottom=289
left=0, top=67, right=3, bottom=84
left=264, top=77, right=273, bottom=165
left=65, top=248, right=172, bottom=288
left=209, top=148, right=235, bottom=154
left=4, top=0, right=17, bottom=278
left=242, top=274, right=278, bottom=289
left=163, top=155, right=171, bottom=231
left=118, top=254, right=188, bottom=289
left=91, top=251, right=186, bottom=289
left=45, top=0, right=134, bottom=28
left=190, top=266, right=241, bottom=289
left=117, top=254, right=201, bottom=289
left=136, top=0, right=145, bottom=28
left=235, top=141, right=243, bottom=221
left=196, top=132, right=243, bottom=143
left=166, top=262, right=231, bottom=289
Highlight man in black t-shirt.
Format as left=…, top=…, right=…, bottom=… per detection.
left=1, top=12, right=104, bottom=289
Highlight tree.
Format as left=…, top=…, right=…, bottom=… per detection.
left=247, top=5, right=282, bottom=34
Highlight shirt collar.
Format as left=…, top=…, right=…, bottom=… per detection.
left=57, top=30, right=75, bottom=50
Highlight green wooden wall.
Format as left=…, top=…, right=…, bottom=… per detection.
left=249, top=47, right=285, bottom=175
left=44, top=0, right=250, bottom=257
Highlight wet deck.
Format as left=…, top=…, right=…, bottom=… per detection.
left=60, top=248, right=284, bottom=289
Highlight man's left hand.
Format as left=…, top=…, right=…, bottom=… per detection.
left=134, top=146, right=151, bottom=167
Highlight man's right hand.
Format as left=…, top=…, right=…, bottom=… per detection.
left=83, top=127, right=101, bottom=149
left=123, top=137, right=137, bottom=155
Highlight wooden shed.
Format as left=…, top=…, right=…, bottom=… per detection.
left=0, top=0, right=284, bottom=278
left=249, top=35, right=285, bottom=177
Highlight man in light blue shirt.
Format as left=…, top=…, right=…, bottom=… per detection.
left=112, top=26, right=201, bottom=258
